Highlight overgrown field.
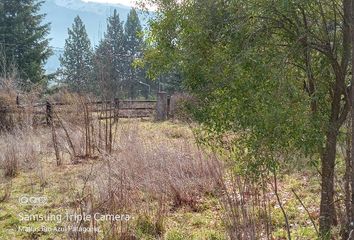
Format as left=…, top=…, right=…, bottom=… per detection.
left=0, top=117, right=327, bottom=240
left=0, top=120, right=223, bottom=239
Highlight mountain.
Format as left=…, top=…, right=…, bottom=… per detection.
left=53, top=0, right=130, bottom=15
left=41, top=0, right=146, bottom=73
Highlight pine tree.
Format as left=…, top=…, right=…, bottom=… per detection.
left=124, top=8, right=144, bottom=99
left=94, top=9, right=125, bottom=98
left=93, top=39, right=112, bottom=97
left=0, top=0, right=51, bottom=89
left=60, top=16, right=93, bottom=92
left=125, top=9, right=143, bottom=57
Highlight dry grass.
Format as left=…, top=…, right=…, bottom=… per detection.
left=0, top=113, right=224, bottom=239
left=0, top=84, right=319, bottom=239
left=0, top=86, right=229, bottom=239
left=0, top=76, right=43, bottom=130
left=0, top=127, right=47, bottom=178
left=67, top=120, right=223, bottom=239
left=0, top=113, right=325, bottom=240
left=96, top=121, right=219, bottom=204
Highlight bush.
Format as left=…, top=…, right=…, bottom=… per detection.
left=169, top=93, right=194, bottom=121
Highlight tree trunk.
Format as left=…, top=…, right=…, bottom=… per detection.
left=319, top=44, right=349, bottom=236
left=342, top=122, right=351, bottom=239
left=351, top=0, right=354, bottom=238
left=319, top=127, right=339, bottom=238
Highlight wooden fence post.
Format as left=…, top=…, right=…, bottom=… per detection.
left=167, top=96, right=171, bottom=119
left=16, top=94, right=21, bottom=124
left=156, top=92, right=168, bottom=121
left=114, top=98, right=119, bottom=122
left=46, top=101, right=52, bottom=126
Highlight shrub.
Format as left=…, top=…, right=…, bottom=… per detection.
left=169, top=93, right=194, bottom=121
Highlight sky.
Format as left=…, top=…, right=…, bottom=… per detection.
left=83, top=0, right=134, bottom=7
left=83, top=0, right=156, bottom=10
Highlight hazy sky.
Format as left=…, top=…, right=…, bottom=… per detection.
left=83, top=0, right=157, bottom=10
left=83, top=0, right=134, bottom=7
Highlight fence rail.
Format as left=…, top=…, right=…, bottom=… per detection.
left=1, top=93, right=171, bottom=126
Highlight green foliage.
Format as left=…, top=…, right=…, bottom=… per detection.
left=165, top=228, right=225, bottom=240
left=124, top=8, right=146, bottom=98
left=165, top=229, right=191, bottom=240
left=0, top=0, right=51, bottom=89
left=135, top=214, right=162, bottom=239
left=59, top=16, right=93, bottom=92
left=141, top=0, right=348, bottom=177
left=93, top=9, right=151, bottom=99
left=58, top=9, right=152, bottom=99
left=100, top=9, right=125, bottom=96
left=125, top=9, right=143, bottom=55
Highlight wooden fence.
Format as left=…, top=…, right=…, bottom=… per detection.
left=1, top=92, right=170, bottom=126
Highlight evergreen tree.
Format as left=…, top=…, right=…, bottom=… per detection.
left=0, top=0, right=51, bottom=89
left=94, top=9, right=125, bottom=98
left=124, top=8, right=144, bottom=99
left=93, top=39, right=113, bottom=97
left=125, top=9, right=143, bottom=57
left=60, top=16, right=93, bottom=92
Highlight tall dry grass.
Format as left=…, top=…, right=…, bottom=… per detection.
left=61, top=121, right=222, bottom=239
left=0, top=75, right=43, bottom=130
left=0, top=127, right=48, bottom=179
left=0, top=76, right=46, bottom=178
left=212, top=167, right=272, bottom=239
left=96, top=122, right=219, bottom=207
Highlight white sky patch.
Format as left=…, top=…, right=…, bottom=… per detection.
left=82, top=0, right=157, bottom=10
left=83, top=0, right=134, bottom=7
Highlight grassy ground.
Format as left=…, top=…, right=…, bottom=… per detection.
left=0, top=120, right=226, bottom=240
left=0, top=119, right=327, bottom=240
left=271, top=173, right=321, bottom=239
